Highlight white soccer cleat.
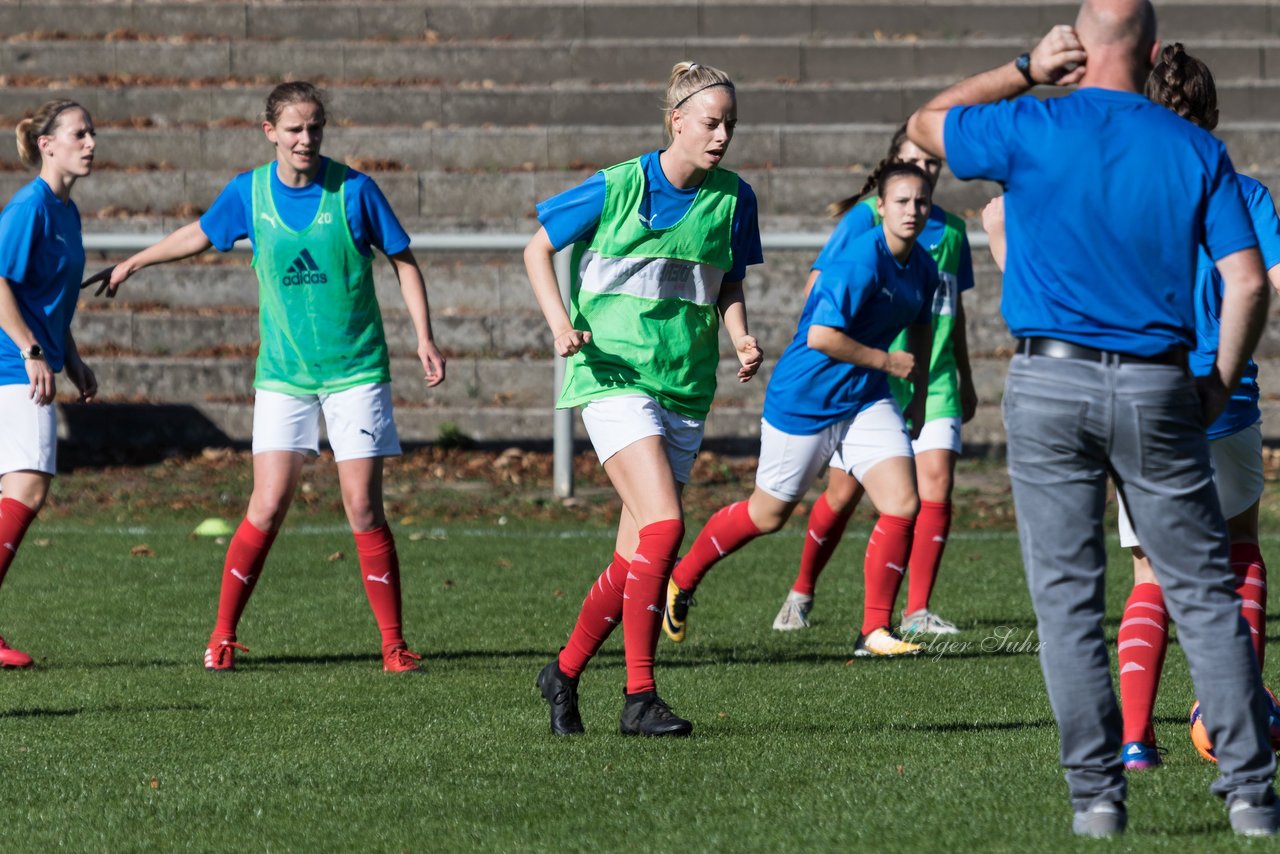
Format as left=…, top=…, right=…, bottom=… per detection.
left=900, top=608, right=960, bottom=636
left=772, top=590, right=814, bottom=631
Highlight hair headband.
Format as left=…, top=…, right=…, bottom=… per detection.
left=673, top=81, right=735, bottom=110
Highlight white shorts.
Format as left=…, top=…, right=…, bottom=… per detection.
left=913, top=415, right=963, bottom=456
left=0, top=384, right=57, bottom=476
left=253, top=383, right=401, bottom=462
left=756, top=398, right=914, bottom=502
left=1117, top=421, right=1263, bottom=548
left=580, top=394, right=705, bottom=484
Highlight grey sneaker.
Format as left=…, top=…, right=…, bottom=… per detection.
left=1230, top=796, right=1279, bottom=837
left=1072, top=802, right=1126, bottom=837
left=900, top=608, right=960, bottom=636
left=772, top=591, right=814, bottom=631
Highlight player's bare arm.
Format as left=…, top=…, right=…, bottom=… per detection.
left=388, top=247, right=446, bottom=387
left=62, top=329, right=96, bottom=403
left=904, top=322, right=932, bottom=438
left=524, top=226, right=590, bottom=357
left=0, top=275, right=55, bottom=404
left=808, top=325, right=912, bottom=378
left=1206, top=246, right=1269, bottom=424
left=717, top=278, right=761, bottom=382
left=82, top=220, right=214, bottom=297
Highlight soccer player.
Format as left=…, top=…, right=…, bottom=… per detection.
left=526, top=61, right=763, bottom=737
left=908, top=2, right=1278, bottom=836
left=662, top=162, right=937, bottom=658
left=0, top=100, right=99, bottom=668
left=83, top=82, right=446, bottom=674
left=767, top=125, right=976, bottom=636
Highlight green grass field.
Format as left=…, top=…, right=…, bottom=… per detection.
left=1, top=453, right=1276, bottom=851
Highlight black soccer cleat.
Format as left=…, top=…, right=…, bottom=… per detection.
left=619, top=690, right=693, bottom=737
left=537, top=659, right=584, bottom=736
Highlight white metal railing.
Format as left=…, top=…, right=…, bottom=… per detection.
left=82, top=230, right=992, bottom=498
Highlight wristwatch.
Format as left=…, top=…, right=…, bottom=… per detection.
left=19, top=344, right=42, bottom=361
left=1015, top=53, right=1037, bottom=86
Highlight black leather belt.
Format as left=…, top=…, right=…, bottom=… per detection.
left=1018, top=337, right=1186, bottom=368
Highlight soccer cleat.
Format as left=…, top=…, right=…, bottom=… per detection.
left=853, top=627, right=922, bottom=658
left=772, top=590, right=814, bottom=631
left=662, top=578, right=695, bottom=643
left=1072, top=801, right=1127, bottom=837
left=382, top=645, right=424, bottom=673
left=0, top=635, right=33, bottom=668
left=1121, top=741, right=1164, bottom=771
left=204, top=638, right=248, bottom=672
left=900, top=608, right=960, bottom=636
left=1230, top=796, right=1280, bottom=837
left=619, top=690, right=692, bottom=737
left=536, top=659, right=584, bottom=735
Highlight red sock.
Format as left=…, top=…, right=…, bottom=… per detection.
left=354, top=524, right=405, bottom=653
left=793, top=492, right=852, bottom=597
left=212, top=518, right=277, bottom=642
left=1118, top=582, right=1169, bottom=745
left=905, top=500, right=952, bottom=614
left=670, top=501, right=759, bottom=592
left=1232, top=542, right=1267, bottom=672
left=623, top=519, right=684, bottom=694
left=558, top=553, right=629, bottom=679
left=0, top=498, right=38, bottom=589
left=860, top=513, right=914, bottom=635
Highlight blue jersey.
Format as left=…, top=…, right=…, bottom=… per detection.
left=945, top=88, right=1256, bottom=358
left=763, top=228, right=938, bottom=435
left=536, top=150, right=763, bottom=282
left=814, top=201, right=975, bottom=296
left=1196, top=174, right=1280, bottom=440
left=199, top=157, right=410, bottom=258
left=0, top=177, right=85, bottom=384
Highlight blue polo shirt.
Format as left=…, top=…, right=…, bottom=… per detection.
left=0, top=177, right=85, bottom=384
left=199, top=157, right=410, bottom=257
left=1197, top=174, right=1280, bottom=440
left=763, top=228, right=938, bottom=435
left=945, top=88, right=1257, bottom=357
left=536, top=150, right=763, bottom=283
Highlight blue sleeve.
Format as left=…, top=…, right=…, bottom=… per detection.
left=1244, top=180, right=1280, bottom=271
left=814, top=203, right=876, bottom=270
left=348, top=174, right=410, bottom=257
left=537, top=173, right=606, bottom=251
left=810, top=264, right=872, bottom=330
left=1202, top=155, right=1259, bottom=262
left=957, top=232, right=975, bottom=293
left=726, top=179, right=763, bottom=282
left=0, top=200, right=40, bottom=283
left=198, top=174, right=253, bottom=252
left=944, top=101, right=1016, bottom=184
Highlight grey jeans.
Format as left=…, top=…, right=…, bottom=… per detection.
left=1003, top=353, right=1275, bottom=812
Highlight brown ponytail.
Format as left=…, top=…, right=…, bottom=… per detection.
left=827, top=123, right=912, bottom=218
left=1144, top=43, right=1218, bottom=130
left=15, top=100, right=85, bottom=168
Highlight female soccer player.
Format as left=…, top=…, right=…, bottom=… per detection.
left=83, top=82, right=446, bottom=674
left=983, top=44, right=1280, bottom=770
left=767, top=126, right=976, bottom=637
left=526, top=61, right=763, bottom=736
left=662, top=162, right=937, bottom=658
left=0, top=99, right=99, bottom=667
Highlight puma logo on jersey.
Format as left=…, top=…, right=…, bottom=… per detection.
left=879, top=287, right=895, bottom=302
left=637, top=211, right=657, bottom=227
left=259, top=212, right=279, bottom=229
left=230, top=568, right=254, bottom=586
left=281, top=248, right=328, bottom=287
left=366, top=572, right=393, bottom=585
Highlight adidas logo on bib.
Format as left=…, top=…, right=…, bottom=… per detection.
left=281, top=248, right=329, bottom=286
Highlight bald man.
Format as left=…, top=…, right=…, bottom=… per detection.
left=907, top=0, right=1277, bottom=839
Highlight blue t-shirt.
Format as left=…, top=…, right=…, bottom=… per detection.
left=945, top=88, right=1257, bottom=358
left=763, top=228, right=939, bottom=435
left=536, top=150, right=763, bottom=282
left=0, top=177, right=85, bottom=384
left=1196, top=174, right=1280, bottom=440
left=199, top=157, right=410, bottom=257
